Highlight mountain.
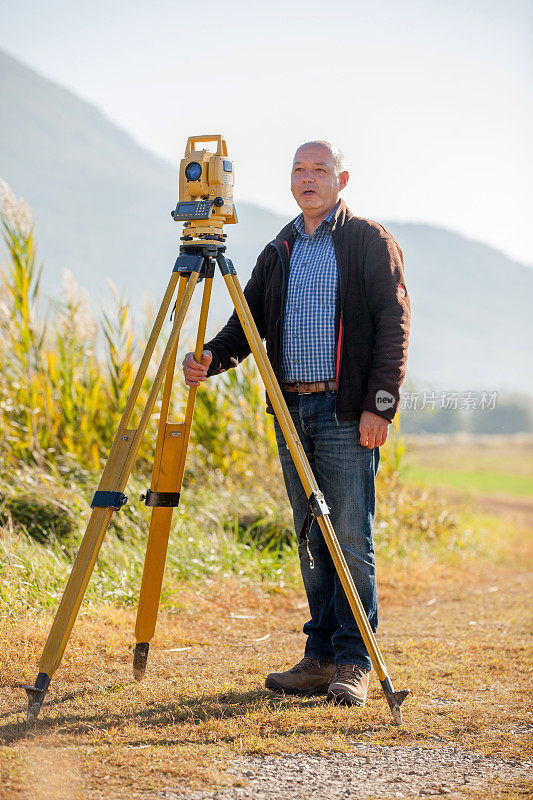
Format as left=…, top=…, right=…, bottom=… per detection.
left=1, top=49, right=532, bottom=393
left=382, top=221, right=533, bottom=393
left=0, top=49, right=285, bottom=325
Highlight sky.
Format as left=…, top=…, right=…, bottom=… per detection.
left=1, top=0, right=532, bottom=265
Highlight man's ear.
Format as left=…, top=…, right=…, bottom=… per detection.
left=338, top=170, right=349, bottom=192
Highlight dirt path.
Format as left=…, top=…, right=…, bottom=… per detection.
left=435, top=483, right=533, bottom=536
left=161, top=745, right=532, bottom=799
left=472, top=492, right=533, bottom=533
left=0, top=496, right=532, bottom=799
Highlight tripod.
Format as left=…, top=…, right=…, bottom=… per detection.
left=23, top=241, right=409, bottom=725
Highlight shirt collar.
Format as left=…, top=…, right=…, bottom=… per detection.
left=293, top=202, right=339, bottom=237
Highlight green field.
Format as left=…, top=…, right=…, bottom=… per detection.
left=403, top=436, right=533, bottom=498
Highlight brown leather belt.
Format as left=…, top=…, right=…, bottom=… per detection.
left=282, top=379, right=338, bottom=395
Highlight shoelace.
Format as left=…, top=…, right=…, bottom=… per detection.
left=289, top=657, right=320, bottom=674
left=331, top=664, right=366, bottom=683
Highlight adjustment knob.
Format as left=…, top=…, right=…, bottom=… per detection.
left=214, top=196, right=224, bottom=207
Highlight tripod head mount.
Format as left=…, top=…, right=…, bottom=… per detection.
left=171, top=134, right=237, bottom=245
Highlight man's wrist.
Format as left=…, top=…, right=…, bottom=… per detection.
left=360, top=393, right=398, bottom=423
left=205, top=347, right=220, bottom=377
left=361, top=409, right=389, bottom=427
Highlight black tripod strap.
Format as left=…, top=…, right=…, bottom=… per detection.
left=298, top=491, right=329, bottom=570
left=142, top=489, right=181, bottom=508
left=299, top=508, right=314, bottom=546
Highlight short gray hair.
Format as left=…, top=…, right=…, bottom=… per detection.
left=294, top=140, right=347, bottom=176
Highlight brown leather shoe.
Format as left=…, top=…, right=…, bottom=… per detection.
left=327, top=664, right=370, bottom=705
left=265, top=656, right=336, bottom=696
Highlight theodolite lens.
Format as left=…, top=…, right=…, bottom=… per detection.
left=185, top=161, right=202, bottom=181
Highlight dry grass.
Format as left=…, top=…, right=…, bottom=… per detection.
left=0, top=511, right=531, bottom=800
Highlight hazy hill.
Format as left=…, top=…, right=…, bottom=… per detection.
left=1, top=49, right=532, bottom=394
left=0, top=50, right=285, bottom=318
left=383, top=221, right=533, bottom=393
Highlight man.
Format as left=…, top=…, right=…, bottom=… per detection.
left=183, top=141, right=410, bottom=706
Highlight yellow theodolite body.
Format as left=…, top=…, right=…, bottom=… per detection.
left=174, top=134, right=237, bottom=242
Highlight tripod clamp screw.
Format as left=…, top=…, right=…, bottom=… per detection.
left=141, top=489, right=181, bottom=508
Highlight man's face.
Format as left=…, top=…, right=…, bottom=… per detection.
left=291, top=143, right=348, bottom=216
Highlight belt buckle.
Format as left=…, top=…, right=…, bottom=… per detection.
left=297, top=382, right=313, bottom=395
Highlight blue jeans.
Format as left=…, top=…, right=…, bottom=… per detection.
left=273, top=389, right=380, bottom=671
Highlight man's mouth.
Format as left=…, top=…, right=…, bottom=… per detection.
left=302, top=189, right=317, bottom=196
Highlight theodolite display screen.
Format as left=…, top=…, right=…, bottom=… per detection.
left=171, top=201, right=214, bottom=221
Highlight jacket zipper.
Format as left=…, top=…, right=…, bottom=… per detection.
left=332, top=236, right=344, bottom=423
left=272, top=240, right=291, bottom=382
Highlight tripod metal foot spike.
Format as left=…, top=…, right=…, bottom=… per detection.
left=380, top=676, right=409, bottom=726
left=133, top=642, right=150, bottom=681
left=23, top=672, right=51, bottom=721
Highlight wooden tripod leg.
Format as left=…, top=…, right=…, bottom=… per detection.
left=24, top=269, right=200, bottom=720
left=220, top=269, right=409, bottom=725
left=133, top=276, right=213, bottom=680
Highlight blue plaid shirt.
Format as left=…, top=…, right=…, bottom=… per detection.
left=281, top=204, right=339, bottom=381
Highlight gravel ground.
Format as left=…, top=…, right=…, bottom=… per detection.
left=159, top=743, right=532, bottom=799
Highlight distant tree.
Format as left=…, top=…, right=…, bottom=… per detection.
left=400, top=408, right=465, bottom=434
left=468, top=402, right=532, bottom=434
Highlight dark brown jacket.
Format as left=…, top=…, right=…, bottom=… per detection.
left=205, top=199, right=410, bottom=423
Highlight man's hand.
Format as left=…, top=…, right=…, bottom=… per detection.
left=182, top=350, right=213, bottom=387
left=359, top=410, right=389, bottom=448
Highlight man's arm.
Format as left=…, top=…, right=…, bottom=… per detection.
left=182, top=246, right=269, bottom=386
left=360, top=234, right=411, bottom=424
left=203, top=246, right=269, bottom=376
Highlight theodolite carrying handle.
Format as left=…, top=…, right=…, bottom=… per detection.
left=185, top=134, right=227, bottom=156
